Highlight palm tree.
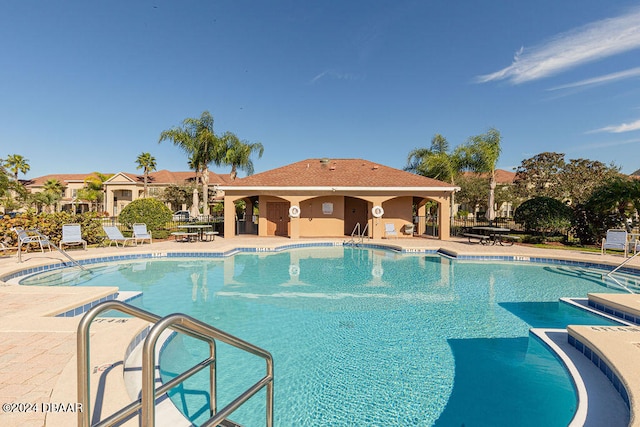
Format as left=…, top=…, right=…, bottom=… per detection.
left=5, top=154, right=30, bottom=181
left=220, top=132, right=264, bottom=180
left=78, top=172, right=112, bottom=211
left=40, top=178, right=65, bottom=212
left=462, top=128, right=502, bottom=223
left=135, top=152, right=157, bottom=197
left=405, top=134, right=465, bottom=220
left=159, top=111, right=225, bottom=215
left=405, top=134, right=463, bottom=184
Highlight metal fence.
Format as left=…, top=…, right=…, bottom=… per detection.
left=412, top=216, right=523, bottom=238
left=97, top=215, right=225, bottom=235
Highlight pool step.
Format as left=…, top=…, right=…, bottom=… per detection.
left=587, top=293, right=640, bottom=325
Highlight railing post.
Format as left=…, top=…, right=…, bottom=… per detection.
left=209, top=341, right=216, bottom=417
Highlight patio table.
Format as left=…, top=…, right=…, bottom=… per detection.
left=469, top=226, right=517, bottom=246
left=177, top=224, right=213, bottom=242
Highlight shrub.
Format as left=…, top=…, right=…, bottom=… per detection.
left=118, top=198, right=172, bottom=232
left=0, top=211, right=105, bottom=246
left=571, top=202, right=625, bottom=245
left=514, top=197, right=572, bottom=235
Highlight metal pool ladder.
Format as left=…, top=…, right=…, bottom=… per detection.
left=16, top=228, right=87, bottom=272
left=77, top=300, right=274, bottom=427
left=604, top=250, right=640, bottom=293
left=346, top=222, right=369, bottom=246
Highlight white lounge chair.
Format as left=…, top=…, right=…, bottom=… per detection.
left=102, top=226, right=136, bottom=247
left=0, top=241, right=10, bottom=257
left=60, top=223, right=87, bottom=250
left=632, top=236, right=640, bottom=256
left=384, top=223, right=398, bottom=239
left=601, top=229, right=628, bottom=257
left=12, top=227, right=51, bottom=253
left=132, top=223, right=152, bottom=245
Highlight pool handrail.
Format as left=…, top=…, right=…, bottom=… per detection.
left=77, top=300, right=274, bottom=427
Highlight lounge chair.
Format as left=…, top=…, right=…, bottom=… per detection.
left=132, top=223, right=152, bottom=245
left=601, top=229, right=628, bottom=257
left=102, top=226, right=136, bottom=247
left=384, top=223, right=398, bottom=239
left=60, top=223, right=87, bottom=250
left=632, top=236, right=640, bottom=256
left=0, top=241, right=9, bottom=257
left=12, top=227, right=51, bottom=253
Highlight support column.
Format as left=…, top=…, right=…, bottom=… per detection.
left=289, top=198, right=301, bottom=239
left=223, top=196, right=237, bottom=239
left=438, top=197, right=451, bottom=240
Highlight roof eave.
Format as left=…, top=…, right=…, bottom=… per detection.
left=220, top=186, right=460, bottom=192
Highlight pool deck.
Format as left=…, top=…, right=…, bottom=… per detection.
left=0, top=235, right=639, bottom=426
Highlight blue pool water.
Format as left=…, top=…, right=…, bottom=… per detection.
left=20, top=247, right=627, bottom=426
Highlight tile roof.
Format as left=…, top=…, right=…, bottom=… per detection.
left=24, top=170, right=231, bottom=187
left=116, top=170, right=231, bottom=185
left=223, top=158, right=456, bottom=189
left=22, top=173, right=109, bottom=187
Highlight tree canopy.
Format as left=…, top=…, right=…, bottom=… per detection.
left=514, top=152, right=620, bottom=204
left=405, top=134, right=463, bottom=184
left=220, top=131, right=264, bottom=180
left=4, top=154, right=30, bottom=180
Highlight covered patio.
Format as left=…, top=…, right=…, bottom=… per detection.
left=219, top=158, right=459, bottom=240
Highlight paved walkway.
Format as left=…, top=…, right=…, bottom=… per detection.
left=0, top=236, right=638, bottom=426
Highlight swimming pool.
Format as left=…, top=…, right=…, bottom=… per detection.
left=19, top=246, right=631, bottom=426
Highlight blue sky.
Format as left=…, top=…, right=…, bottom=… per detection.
left=2, top=1, right=640, bottom=179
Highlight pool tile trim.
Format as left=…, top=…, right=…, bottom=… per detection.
left=587, top=300, right=640, bottom=325
left=567, top=334, right=631, bottom=409
left=5, top=242, right=639, bottom=284
left=54, top=291, right=143, bottom=318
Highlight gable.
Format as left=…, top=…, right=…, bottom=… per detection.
left=105, top=172, right=137, bottom=184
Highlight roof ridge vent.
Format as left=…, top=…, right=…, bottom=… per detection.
left=320, top=158, right=330, bottom=164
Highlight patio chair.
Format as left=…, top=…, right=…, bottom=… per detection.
left=384, top=223, right=398, bottom=239
left=132, top=223, right=152, bottom=245
left=60, top=223, right=87, bottom=250
left=102, top=226, right=136, bottom=247
left=12, top=227, right=52, bottom=253
left=601, top=229, right=628, bottom=257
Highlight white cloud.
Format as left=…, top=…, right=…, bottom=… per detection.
left=567, top=137, right=640, bottom=152
left=476, top=8, right=640, bottom=84
left=588, top=119, right=640, bottom=134
left=310, top=70, right=359, bottom=84
left=548, top=67, right=640, bottom=91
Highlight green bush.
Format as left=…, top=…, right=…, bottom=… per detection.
left=514, top=197, right=572, bottom=235
left=1, top=211, right=105, bottom=246
left=118, top=198, right=172, bottom=232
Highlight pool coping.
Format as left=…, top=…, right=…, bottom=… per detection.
left=3, top=241, right=640, bottom=285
